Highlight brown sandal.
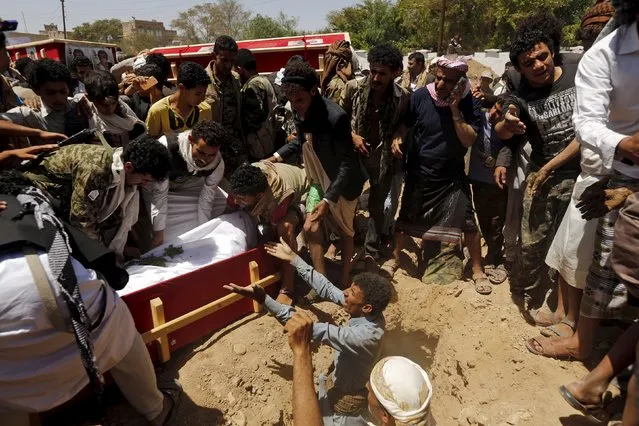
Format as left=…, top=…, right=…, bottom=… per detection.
left=472, top=273, right=492, bottom=295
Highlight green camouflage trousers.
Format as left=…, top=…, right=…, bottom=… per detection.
left=512, top=173, right=575, bottom=309
left=421, top=241, right=464, bottom=285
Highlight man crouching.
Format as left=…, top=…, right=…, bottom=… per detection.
left=150, top=120, right=226, bottom=247
left=229, top=162, right=309, bottom=304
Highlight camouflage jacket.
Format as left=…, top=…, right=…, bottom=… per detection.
left=25, top=144, right=118, bottom=243
left=241, top=74, right=278, bottom=160
left=324, top=75, right=348, bottom=104
left=205, top=63, right=244, bottom=141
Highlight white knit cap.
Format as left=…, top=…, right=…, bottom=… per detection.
left=370, top=356, right=433, bottom=425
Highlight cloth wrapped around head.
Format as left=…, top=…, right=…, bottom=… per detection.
left=436, top=55, right=472, bottom=73
left=581, top=0, right=615, bottom=29
left=320, top=40, right=353, bottom=92
left=370, top=356, right=433, bottom=425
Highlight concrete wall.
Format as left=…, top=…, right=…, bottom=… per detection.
left=356, top=48, right=582, bottom=76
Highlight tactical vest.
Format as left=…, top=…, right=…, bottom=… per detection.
left=0, top=195, right=128, bottom=290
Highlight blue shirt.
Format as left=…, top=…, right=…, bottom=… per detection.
left=264, top=256, right=385, bottom=395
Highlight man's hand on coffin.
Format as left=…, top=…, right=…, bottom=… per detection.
left=264, top=237, right=296, bottom=262
left=0, top=201, right=6, bottom=212
left=223, top=283, right=267, bottom=304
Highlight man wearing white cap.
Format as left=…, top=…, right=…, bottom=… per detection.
left=284, top=310, right=433, bottom=426
left=367, top=356, right=434, bottom=426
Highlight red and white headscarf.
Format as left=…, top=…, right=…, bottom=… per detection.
left=436, top=55, right=472, bottom=73
left=426, top=55, right=472, bottom=107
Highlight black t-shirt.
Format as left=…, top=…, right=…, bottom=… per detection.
left=404, top=89, right=483, bottom=180
left=505, top=63, right=580, bottom=173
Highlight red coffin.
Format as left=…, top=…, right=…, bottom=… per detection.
left=121, top=246, right=279, bottom=360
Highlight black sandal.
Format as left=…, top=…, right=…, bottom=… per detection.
left=159, top=379, right=182, bottom=426
left=559, top=385, right=609, bottom=424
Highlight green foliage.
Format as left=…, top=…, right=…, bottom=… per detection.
left=244, top=13, right=299, bottom=40
left=69, top=19, right=123, bottom=43
left=330, top=0, right=595, bottom=52
left=171, top=0, right=251, bottom=43
left=326, top=0, right=409, bottom=50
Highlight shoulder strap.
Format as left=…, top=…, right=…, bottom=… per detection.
left=22, top=246, right=69, bottom=332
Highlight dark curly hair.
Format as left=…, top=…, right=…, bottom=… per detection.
left=353, top=272, right=392, bottom=314
left=177, top=61, right=211, bottom=89
left=615, top=0, right=639, bottom=25
left=29, top=58, right=72, bottom=90
left=214, top=35, right=239, bottom=54
left=509, top=12, right=562, bottom=67
left=71, top=55, right=92, bottom=71
left=191, top=120, right=226, bottom=148
left=368, top=43, right=404, bottom=72
left=236, top=48, right=257, bottom=72
left=84, top=70, right=118, bottom=102
left=136, top=63, right=163, bottom=90
left=282, top=60, right=319, bottom=92
left=230, top=164, right=268, bottom=196
left=121, top=135, right=172, bottom=181
left=145, top=53, right=171, bottom=84
left=14, top=57, right=35, bottom=78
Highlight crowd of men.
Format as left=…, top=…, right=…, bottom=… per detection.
left=1, top=0, right=639, bottom=424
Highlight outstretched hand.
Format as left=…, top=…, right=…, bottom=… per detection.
left=223, top=283, right=267, bottom=304
left=503, top=105, right=526, bottom=135
left=264, top=237, right=296, bottom=262
left=11, top=144, right=59, bottom=160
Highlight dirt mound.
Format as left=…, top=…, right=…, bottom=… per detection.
left=94, top=268, right=601, bottom=425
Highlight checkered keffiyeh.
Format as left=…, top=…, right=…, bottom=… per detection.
left=16, top=186, right=106, bottom=409
left=436, top=56, right=472, bottom=73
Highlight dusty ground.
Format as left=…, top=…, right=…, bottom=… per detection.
left=46, top=245, right=629, bottom=426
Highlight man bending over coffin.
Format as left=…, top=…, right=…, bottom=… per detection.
left=24, top=135, right=171, bottom=258
left=228, top=162, right=309, bottom=305
left=0, top=170, right=181, bottom=426
left=226, top=238, right=392, bottom=426
left=150, top=120, right=226, bottom=247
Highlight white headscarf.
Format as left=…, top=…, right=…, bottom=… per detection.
left=370, top=356, right=433, bottom=425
